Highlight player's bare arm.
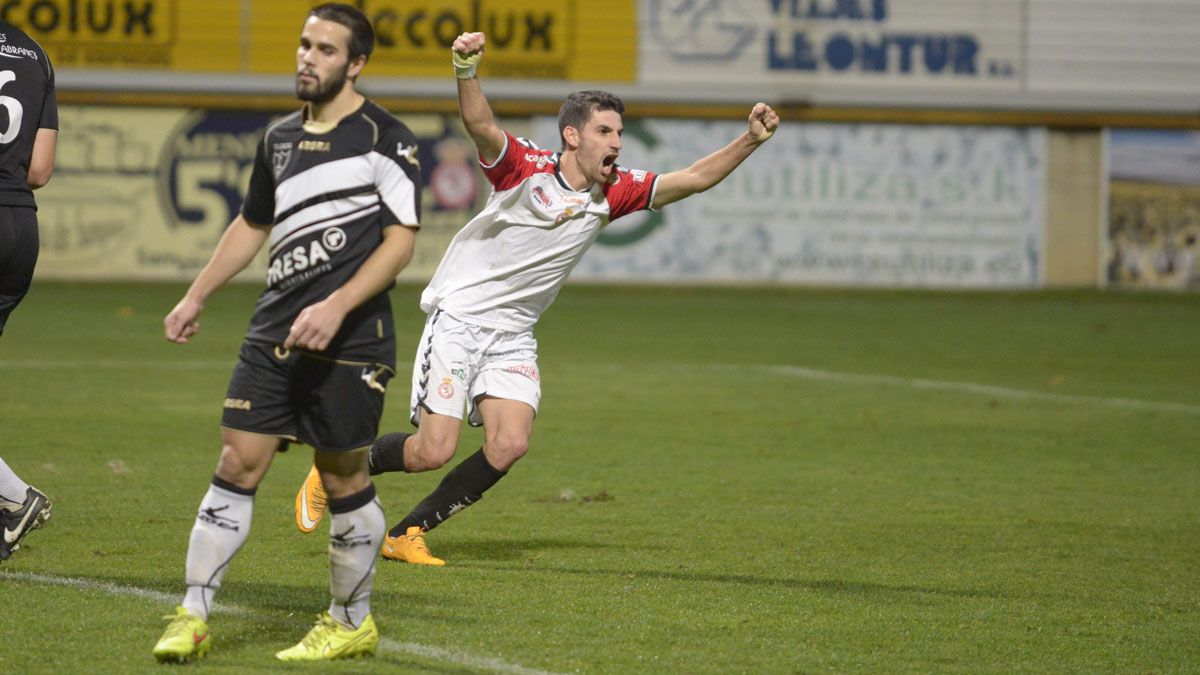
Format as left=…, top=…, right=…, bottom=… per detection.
left=452, top=32, right=505, bottom=163
left=27, top=128, right=57, bottom=189
left=284, top=224, right=417, bottom=352
left=164, top=214, right=269, bottom=344
left=651, top=102, right=779, bottom=210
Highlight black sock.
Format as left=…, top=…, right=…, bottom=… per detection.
left=368, top=432, right=412, bottom=476
left=391, top=448, right=506, bottom=537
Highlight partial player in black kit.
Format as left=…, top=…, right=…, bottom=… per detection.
left=0, top=20, right=58, bottom=562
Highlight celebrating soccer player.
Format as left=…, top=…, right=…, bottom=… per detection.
left=153, top=4, right=421, bottom=663
left=295, top=31, right=779, bottom=566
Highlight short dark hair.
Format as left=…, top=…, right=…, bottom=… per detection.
left=557, top=90, right=625, bottom=150
left=307, top=3, right=375, bottom=62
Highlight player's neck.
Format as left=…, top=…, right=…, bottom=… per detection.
left=559, top=151, right=591, bottom=191
left=306, top=87, right=364, bottom=126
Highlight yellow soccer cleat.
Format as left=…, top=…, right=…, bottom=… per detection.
left=153, top=606, right=212, bottom=663
left=294, top=464, right=327, bottom=533
left=381, top=526, right=445, bottom=566
left=275, top=612, right=379, bottom=661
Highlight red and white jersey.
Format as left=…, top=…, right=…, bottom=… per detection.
left=421, top=131, right=659, bottom=331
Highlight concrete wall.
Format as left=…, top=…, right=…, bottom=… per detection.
left=1044, top=130, right=1104, bottom=287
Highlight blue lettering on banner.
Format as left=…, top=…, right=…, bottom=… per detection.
left=649, top=0, right=1015, bottom=80
left=764, top=0, right=1011, bottom=77
left=767, top=31, right=981, bottom=75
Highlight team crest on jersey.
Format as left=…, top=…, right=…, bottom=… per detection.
left=554, top=207, right=577, bottom=225
left=438, top=378, right=455, bottom=399
left=272, top=142, right=293, bottom=179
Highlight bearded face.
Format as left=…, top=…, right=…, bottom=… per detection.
left=295, top=16, right=359, bottom=105
left=296, top=60, right=350, bottom=104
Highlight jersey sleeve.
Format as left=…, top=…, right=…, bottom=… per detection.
left=241, top=131, right=276, bottom=226
left=605, top=167, right=659, bottom=221
left=38, top=53, right=57, bottom=131
left=480, top=130, right=546, bottom=192
left=373, top=123, right=422, bottom=227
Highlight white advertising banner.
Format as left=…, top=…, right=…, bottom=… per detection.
left=637, top=1, right=1200, bottom=112
left=535, top=117, right=1046, bottom=287
left=640, top=0, right=1024, bottom=97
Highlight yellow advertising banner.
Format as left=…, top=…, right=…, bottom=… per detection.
left=248, top=0, right=636, bottom=81
left=1, top=0, right=242, bottom=71
left=1, top=0, right=634, bottom=80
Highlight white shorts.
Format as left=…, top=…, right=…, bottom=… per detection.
left=409, top=310, right=541, bottom=427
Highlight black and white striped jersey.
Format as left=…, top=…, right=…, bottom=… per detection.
left=0, top=22, right=56, bottom=208
left=240, top=100, right=421, bottom=360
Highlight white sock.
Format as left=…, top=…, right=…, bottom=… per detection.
left=0, top=457, right=31, bottom=508
left=327, top=485, right=385, bottom=630
left=182, top=480, right=254, bottom=621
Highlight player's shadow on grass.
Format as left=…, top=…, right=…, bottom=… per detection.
left=101, top=573, right=473, bottom=629
left=425, top=535, right=612, bottom=562
left=467, top=562, right=1019, bottom=602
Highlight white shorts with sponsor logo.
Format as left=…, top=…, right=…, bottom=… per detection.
left=409, top=310, right=541, bottom=427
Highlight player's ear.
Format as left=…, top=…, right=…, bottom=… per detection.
left=563, top=125, right=580, bottom=150
left=347, top=54, right=367, bottom=79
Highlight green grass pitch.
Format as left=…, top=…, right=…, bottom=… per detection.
left=0, top=282, right=1197, bottom=672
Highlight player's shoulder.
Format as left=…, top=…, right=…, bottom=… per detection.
left=361, top=100, right=417, bottom=142
left=0, top=22, right=34, bottom=47
left=503, top=133, right=557, bottom=170
left=0, top=22, right=54, bottom=74
left=262, top=110, right=304, bottom=142
left=602, top=165, right=655, bottom=193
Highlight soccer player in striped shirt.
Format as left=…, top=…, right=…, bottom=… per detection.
left=153, top=3, right=421, bottom=663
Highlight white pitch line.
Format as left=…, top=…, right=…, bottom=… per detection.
left=0, top=571, right=245, bottom=611
left=380, top=640, right=565, bottom=675
left=0, top=360, right=231, bottom=369
left=748, top=364, right=1200, bottom=415
left=0, top=571, right=563, bottom=675
left=4, top=358, right=1194, bottom=415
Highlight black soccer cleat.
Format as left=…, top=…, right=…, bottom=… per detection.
left=0, top=487, right=52, bottom=561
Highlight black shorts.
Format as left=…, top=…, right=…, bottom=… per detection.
left=222, top=340, right=396, bottom=452
left=0, top=206, right=39, bottom=337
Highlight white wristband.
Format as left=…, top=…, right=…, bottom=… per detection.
left=452, top=50, right=481, bottom=79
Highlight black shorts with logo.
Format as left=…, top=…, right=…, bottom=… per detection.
left=222, top=340, right=395, bottom=452
left=0, top=206, right=39, bottom=337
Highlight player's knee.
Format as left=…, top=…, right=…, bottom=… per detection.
left=484, top=434, right=529, bottom=470
left=408, top=435, right=457, bottom=471
left=214, top=444, right=263, bottom=487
